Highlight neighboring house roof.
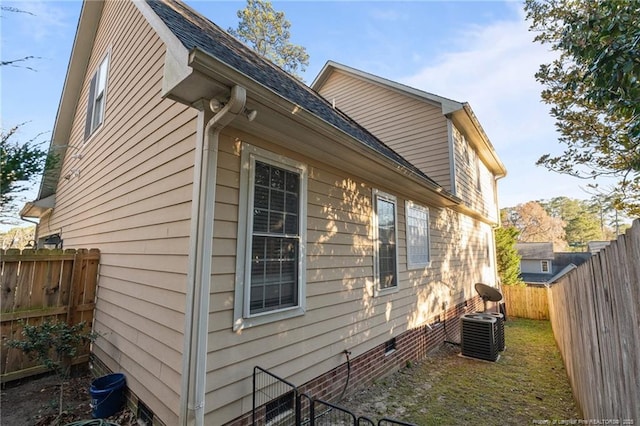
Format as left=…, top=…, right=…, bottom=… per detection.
left=26, top=0, right=465, bottom=215
left=311, top=61, right=507, bottom=178
left=517, top=244, right=592, bottom=286
left=553, top=252, right=591, bottom=271
left=520, top=272, right=554, bottom=285
left=587, top=241, right=611, bottom=254
left=516, top=242, right=554, bottom=260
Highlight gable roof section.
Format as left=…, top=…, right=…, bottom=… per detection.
left=28, top=1, right=104, bottom=204
left=27, top=0, right=462, bottom=213
left=516, top=242, right=554, bottom=260
left=311, top=61, right=507, bottom=178
left=143, top=0, right=446, bottom=192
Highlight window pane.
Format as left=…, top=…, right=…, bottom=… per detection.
left=377, top=196, right=397, bottom=289
left=254, top=186, right=269, bottom=209
left=407, top=204, right=430, bottom=267
left=255, top=162, right=270, bottom=186
left=270, top=189, right=285, bottom=212
left=253, top=209, right=268, bottom=232
left=285, top=171, right=299, bottom=193
left=250, top=237, right=298, bottom=314
left=285, top=192, right=298, bottom=214
left=269, top=212, right=284, bottom=233
left=249, top=159, right=302, bottom=315
left=285, top=214, right=298, bottom=235
left=97, top=57, right=108, bottom=93
left=270, top=168, right=284, bottom=189
left=92, top=96, right=104, bottom=129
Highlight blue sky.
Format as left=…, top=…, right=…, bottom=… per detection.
left=1, top=0, right=604, bottom=229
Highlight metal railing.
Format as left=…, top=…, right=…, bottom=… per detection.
left=253, top=366, right=417, bottom=426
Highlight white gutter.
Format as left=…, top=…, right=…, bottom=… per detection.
left=181, top=85, right=247, bottom=426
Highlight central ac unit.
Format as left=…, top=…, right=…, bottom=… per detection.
left=460, top=313, right=499, bottom=362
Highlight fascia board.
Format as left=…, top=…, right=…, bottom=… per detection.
left=451, top=106, right=507, bottom=178
left=311, top=60, right=464, bottom=113
left=37, top=0, right=104, bottom=201
left=133, top=0, right=192, bottom=97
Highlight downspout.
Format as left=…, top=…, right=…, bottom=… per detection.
left=181, top=85, right=247, bottom=426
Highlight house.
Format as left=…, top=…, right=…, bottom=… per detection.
left=516, top=242, right=591, bottom=286
left=587, top=240, right=611, bottom=254
left=20, top=0, right=507, bottom=424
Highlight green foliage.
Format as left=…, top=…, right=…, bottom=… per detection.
left=495, top=226, right=523, bottom=286
left=540, top=196, right=602, bottom=249
left=228, top=0, right=309, bottom=79
left=7, top=320, right=98, bottom=378
left=1, top=124, right=55, bottom=221
left=525, top=0, right=640, bottom=216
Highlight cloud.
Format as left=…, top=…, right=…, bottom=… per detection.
left=399, top=6, right=584, bottom=206
left=403, top=10, right=557, bottom=148
left=8, top=0, right=71, bottom=42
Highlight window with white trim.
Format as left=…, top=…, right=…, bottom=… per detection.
left=541, top=260, right=550, bottom=273
left=373, top=190, right=398, bottom=293
left=85, top=54, right=109, bottom=140
left=234, top=144, right=307, bottom=329
left=406, top=201, right=431, bottom=269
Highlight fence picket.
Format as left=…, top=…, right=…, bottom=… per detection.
left=548, top=220, right=639, bottom=422
left=0, top=248, right=100, bottom=383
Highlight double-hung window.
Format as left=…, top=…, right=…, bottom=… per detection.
left=234, top=143, right=307, bottom=329
left=406, top=201, right=431, bottom=269
left=85, top=54, right=109, bottom=140
left=373, top=190, right=398, bottom=294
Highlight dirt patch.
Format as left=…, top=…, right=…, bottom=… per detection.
left=1, top=371, right=136, bottom=426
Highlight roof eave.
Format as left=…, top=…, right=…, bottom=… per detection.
left=450, top=105, right=507, bottom=178
left=185, top=49, right=461, bottom=208
left=35, top=1, right=105, bottom=202
left=20, top=194, right=56, bottom=219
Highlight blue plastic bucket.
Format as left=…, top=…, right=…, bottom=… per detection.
left=90, top=373, right=126, bottom=418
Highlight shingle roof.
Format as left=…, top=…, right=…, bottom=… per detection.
left=145, top=0, right=442, bottom=189
left=516, top=242, right=554, bottom=260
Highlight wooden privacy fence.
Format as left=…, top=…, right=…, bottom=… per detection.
left=548, top=220, right=639, bottom=422
left=502, top=284, right=549, bottom=320
left=0, top=248, right=100, bottom=383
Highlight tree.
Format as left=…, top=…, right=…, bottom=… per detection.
left=228, top=0, right=309, bottom=79
left=1, top=6, right=49, bottom=223
left=495, top=226, right=523, bottom=286
left=525, top=0, right=640, bottom=217
left=502, top=201, right=566, bottom=249
left=540, top=196, right=602, bottom=248
left=0, top=225, right=35, bottom=249
left=0, top=124, right=52, bottom=222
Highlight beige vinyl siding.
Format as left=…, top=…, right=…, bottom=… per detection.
left=204, top=131, right=494, bottom=424
left=317, top=71, right=452, bottom=191
left=452, top=125, right=498, bottom=222
left=38, top=1, right=196, bottom=423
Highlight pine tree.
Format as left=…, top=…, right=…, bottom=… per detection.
left=228, top=0, right=309, bottom=80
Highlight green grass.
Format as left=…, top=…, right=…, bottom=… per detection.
left=345, top=318, right=580, bottom=425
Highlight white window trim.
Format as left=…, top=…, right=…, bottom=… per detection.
left=84, top=51, right=110, bottom=141
left=405, top=201, right=431, bottom=270
left=372, top=189, right=399, bottom=296
left=541, top=260, right=551, bottom=273
left=233, top=143, right=307, bottom=331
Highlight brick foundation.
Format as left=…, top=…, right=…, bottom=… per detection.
left=226, top=295, right=483, bottom=425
